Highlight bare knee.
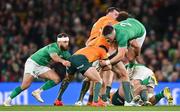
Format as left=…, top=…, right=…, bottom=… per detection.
left=118, top=69, right=129, bottom=80
left=102, top=80, right=106, bottom=88
left=95, top=77, right=103, bottom=84
left=52, top=76, right=60, bottom=84
left=21, top=74, right=34, bottom=90
left=113, top=67, right=128, bottom=81
left=21, top=81, right=31, bottom=90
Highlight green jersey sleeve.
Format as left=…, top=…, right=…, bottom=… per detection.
left=62, top=51, right=71, bottom=60
left=48, top=44, right=60, bottom=55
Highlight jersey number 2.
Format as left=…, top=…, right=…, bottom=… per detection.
left=120, top=22, right=132, bottom=27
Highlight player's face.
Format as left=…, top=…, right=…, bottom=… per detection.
left=111, top=10, right=120, bottom=19
left=108, top=29, right=116, bottom=42
left=57, top=41, right=69, bottom=50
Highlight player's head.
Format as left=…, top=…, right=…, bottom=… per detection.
left=117, top=11, right=129, bottom=21
left=57, top=33, right=69, bottom=50
left=102, top=25, right=116, bottom=42
left=106, top=7, right=120, bottom=19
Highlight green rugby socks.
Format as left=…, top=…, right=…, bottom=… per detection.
left=122, top=81, right=133, bottom=103
left=78, top=81, right=90, bottom=101
left=40, top=80, right=57, bottom=91
left=155, top=91, right=164, bottom=102
left=10, top=86, right=23, bottom=99
left=57, top=79, right=70, bottom=100
left=93, top=82, right=102, bottom=102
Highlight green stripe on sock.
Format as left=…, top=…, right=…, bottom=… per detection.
left=57, top=79, right=70, bottom=100
left=155, top=91, right=164, bottom=102
left=10, top=86, right=23, bottom=99
left=78, top=81, right=90, bottom=101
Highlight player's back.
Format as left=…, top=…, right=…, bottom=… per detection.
left=114, top=18, right=146, bottom=41
left=74, top=46, right=107, bottom=63
left=87, top=36, right=110, bottom=50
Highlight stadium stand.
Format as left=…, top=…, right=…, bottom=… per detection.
left=0, top=0, right=179, bottom=82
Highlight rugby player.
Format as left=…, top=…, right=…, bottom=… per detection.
left=3, top=33, right=71, bottom=106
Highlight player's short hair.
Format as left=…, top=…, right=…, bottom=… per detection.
left=102, top=25, right=114, bottom=37
left=106, top=7, right=120, bottom=13
left=57, top=33, right=69, bottom=38
left=117, top=11, right=129, bottom=21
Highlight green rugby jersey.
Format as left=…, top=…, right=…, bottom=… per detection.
left=31, top=42, right=71, bottom=66
left=113, top=18, right=146, bottom=48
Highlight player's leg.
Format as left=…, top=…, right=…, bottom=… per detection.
left=101, top=49, right=117, bottom=102
left=134, top=69, right=172, bottom=105
left=131, top=79, right=150, bottom=105
left=112, top=61, right=134, bottom=105
left=135, top=70, right=173, bottom=105
left=84, top=67, right=111, bottom=106
left=32, top=69, right=61, bottom=103
left=75, top=78, right=90, bottom=106
left=87, top=81, right=94, bottom=105
left=75, top=59, right=100, bottom=105
left=100, top=69, right=113, bottom=103
left=39, top=70, right=60, bottom=89
left=4, top=74, right=34, bottom=106
left=99, top=69, right=107, bottom=102
left=111, top=89, right=125, bottom=106
left=148, top=87, right=173, bottom=105
left=91, top=61, right=108, bottom=103
left=83, top=67, right=105, bottom=106
left=4, top=58, right=35, bottom=106
left=105, top=70, right=113, bottom=99
left=68, top=55, right=105, bottom=106
left=55, top=55, right=86, bottom=106
left=53, top=74, right=74, bottom=106
left=148, top=86, right=165, bottom=105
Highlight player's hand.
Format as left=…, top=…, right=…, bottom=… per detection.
left=102, top=64, right=112, bottom=71
left=99, top=59, right=111, bottom=67
left=62, top=60, right=71, bottom=67
left=99, top=60, right=106, bottom=67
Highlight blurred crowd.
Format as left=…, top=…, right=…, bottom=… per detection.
left=0, top=0, right=179, bottom=82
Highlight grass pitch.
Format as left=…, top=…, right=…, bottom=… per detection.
left=0, top=105, right=180, bottom=111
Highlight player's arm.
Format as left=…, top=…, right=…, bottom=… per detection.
left=50, top=53, right=71, bottom=67
left=129, top=39, right=140, bottom=56
left=110, top=47, right=127, bottom=64
left=99, top=46, right=112, bottom=70
left=108, top=32, right=129, bottom=64
left=99, top=47, right=127, bottom=67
